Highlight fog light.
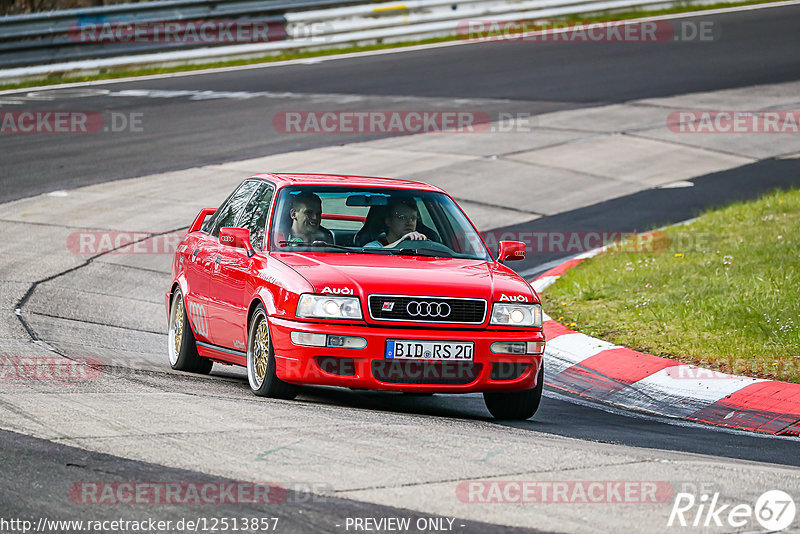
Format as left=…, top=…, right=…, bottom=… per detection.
left=326, top=335, right=367, bottom=349
left=290, top=332, right=326, bottom=347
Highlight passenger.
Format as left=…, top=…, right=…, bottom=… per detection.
left=287, top=192, right=333, bottom=243
left=364, top=198, right=427, bottom=248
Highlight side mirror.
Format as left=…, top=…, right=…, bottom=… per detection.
left=189, top=208, right=216, bottom=233
left=498, top=241, right=526, bottom=262
left=219, top=227, right=255, bottom=257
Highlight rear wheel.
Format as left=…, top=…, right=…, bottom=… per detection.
left=247, top=305, right=299, bottom=399
left=168, top=289, right=213, bottom=374
left=483, top=363, right=544, bottom=420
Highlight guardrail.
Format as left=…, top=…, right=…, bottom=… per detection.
left=0, top=0, right=364, bottom=38
left=0, top=0, right=715, bottom=81
left=0, top=0, right=367, bottom=69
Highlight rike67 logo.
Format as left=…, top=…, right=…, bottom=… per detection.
left=668, top=490, right=796, bottom=530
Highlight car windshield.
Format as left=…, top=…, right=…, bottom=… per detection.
left=268, top=186, right=491, bottom=260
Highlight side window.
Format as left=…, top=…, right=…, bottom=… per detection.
left=209, top=180, right=260, bottom=238
left=237, top=183, right=275, bottom=251
left=201, top=191, right=234, bottom=234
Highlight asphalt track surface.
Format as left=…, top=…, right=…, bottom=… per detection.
left=1, top=4, right=799, bottom=202
left=2, top=4, right=800, bottom=531
left=0, top=429, right=541, bottom=534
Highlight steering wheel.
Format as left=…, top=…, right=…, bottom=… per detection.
left=393, top=238, right=455, bottom=255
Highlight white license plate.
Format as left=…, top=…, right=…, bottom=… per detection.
left=385, top=340, right=474, bottom=361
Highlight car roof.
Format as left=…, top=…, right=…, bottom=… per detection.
left=247, top=173, right=444, bottom=192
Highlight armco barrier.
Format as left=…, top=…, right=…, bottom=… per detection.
left=0, top=0, right=720, bottom=82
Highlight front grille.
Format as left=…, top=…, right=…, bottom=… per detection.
left=371, top=360, right=481, bottom=385
left=368, top=295, right=486, bottom=324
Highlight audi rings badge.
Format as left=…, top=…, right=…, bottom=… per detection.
left=406, top=301, right=452, bottom=318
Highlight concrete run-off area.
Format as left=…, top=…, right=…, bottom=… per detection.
left=0, top=80, right=799, bottom=532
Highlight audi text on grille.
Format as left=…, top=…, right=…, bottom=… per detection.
left=368, top=295, right=486, bottom=324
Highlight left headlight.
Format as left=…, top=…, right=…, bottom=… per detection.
left=490, top=303, right=543, bottom=327
left=296, top=294, right=363, bottom=320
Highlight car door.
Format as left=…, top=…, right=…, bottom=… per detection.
left=207, top=181, right=274, bottom=349
left=183, top=231, right=217, bottom=343
left=182, top=189, right=245, bottom=344
left=194, top=180, right=260, bottom=347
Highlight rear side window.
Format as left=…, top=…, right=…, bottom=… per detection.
left=237, top=183, right=275, bottom=251
left=208, top=180, right=260, bottom=237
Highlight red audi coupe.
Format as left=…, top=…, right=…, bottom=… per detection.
left=166, top=174, right=545, bottom=419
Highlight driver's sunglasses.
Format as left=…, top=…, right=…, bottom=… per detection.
left=394, top=212, right=418, bottom=223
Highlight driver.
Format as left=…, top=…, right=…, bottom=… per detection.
left=364, top=198, right=427, bottom=248
left=287, top=192, right=334, bottom=243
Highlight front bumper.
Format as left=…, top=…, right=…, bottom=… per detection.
left=269, top=317, right=544, bottom=393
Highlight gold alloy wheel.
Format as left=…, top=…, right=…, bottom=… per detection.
left=173, top=297, right=184, bottom=359
left=254, top=319, right=270, bottom=383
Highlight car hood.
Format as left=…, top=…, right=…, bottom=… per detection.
left=271, top=252, right=537, bottom=303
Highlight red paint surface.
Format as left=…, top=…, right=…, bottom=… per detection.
left=554, top=348, right=680, bottom=398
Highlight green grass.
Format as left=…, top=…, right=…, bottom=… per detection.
left=541, top=189, right=800, bottom=383
left=0, top=0, right=787, bottom=92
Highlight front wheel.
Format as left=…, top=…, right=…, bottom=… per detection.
left=167, top=289, right=213, bottom=374
left=247, top=305, right=299, bottom=399
left=483, top=363, right=544, bottom=420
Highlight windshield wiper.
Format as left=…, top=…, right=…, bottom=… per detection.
left=277, top=240, right=448, bottom=256
left=278, top=240, right=360, bottom=252
left=389, top=248, right=449, bottom=258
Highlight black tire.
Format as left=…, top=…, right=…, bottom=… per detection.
left=247, top=305, right=299, bottom=399
left=168, top=289, right=213, bottom=374
left=483, top=363, right=544, bottom=420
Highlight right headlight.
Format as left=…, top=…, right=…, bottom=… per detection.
left=296, top=294, right=363, bottom=320
left=490, top=303, right=542, bottom=328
